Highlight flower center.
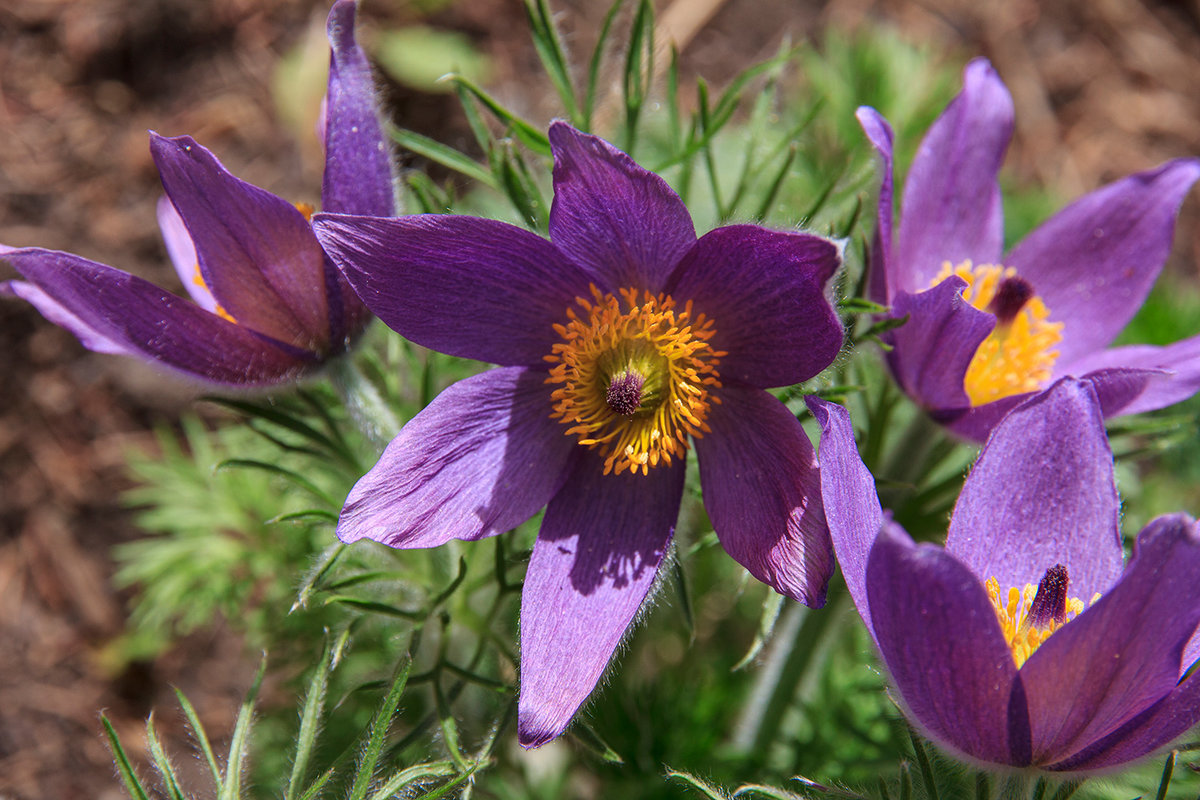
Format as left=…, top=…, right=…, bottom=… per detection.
left=930, top=261, right=1064, bottom=406
left=544, top=286, right=724, bottom=476
left=985, top=565, right=1088, bottom=668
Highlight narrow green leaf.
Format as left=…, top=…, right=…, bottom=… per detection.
left=293, top=542, right=347, bottom=612
left=285, top=638, right=335, bottom=800
left=214, top=459, right=336, bottom=507
left=666, top=768, right=729, bottom=799
left=102, top=715, right=152, bottom=800
left=583, top=0, right=627, bottom=127
left=449, top=75, right=550, bottom=155
left=434, top=679, right=468, bottom=770
left=389, top=126, right=498, bottom=189
left=368, top=761, right=457, bottom=800
left=174, top=688, right=222, bottom=787
left=325, top=595, right=423, bottom=620
left=733, top=590, right=784, bottom=671
left=877, top=776, right=893, bottom=800
left=621, top=0, right=654, bottom=152
left=752, top=142, right=798, bottom=221
left=860, top=314, right=909, bottom=339
left=899, top=761, right=912, bottom=800
left=908, top=730, right=940, bottom=800
left=219, top=656, right=266, bottom=800
left=1046, top=781, right=1083, bottom=800
left=202, top=397, right=345, bottom=460
left=267, top=508, right=338, bottom=526
left=1154, top=750, right=1175, bottom=800
left=410, top=762, right=485, bottom=800
left=145, top=713, right=186, bottom=800
left=348, top=657, right=412, bottom=800
left=524, top=0, right=582, bottom=125
left=671, top=557, right=695, bottom=643
left=322, top=570, right=411, bottom=592
left=731, top=785, right=806, bottom=800
left=569, top=721, right=625, bottom=764
left=974, top=771, right=990, bottom=800
left=838, top=297, right=889, bottom=314
left=429, top=557, right=470, bottom=612
left=296, top=765, right=338, bottom=800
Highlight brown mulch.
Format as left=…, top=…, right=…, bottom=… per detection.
left=1, top=0, right=1198, bottom=797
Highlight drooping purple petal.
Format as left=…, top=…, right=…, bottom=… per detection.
left=1021, top=514, right=1200, bottom=767
left=895, top=58, right=1011, bottom=294
left=856, top=106, right=895, bottom=304
left=805, top=396, right=883, bottom=638
left=947, top=378, right=1123, bottom=602
left=884, top=277, right=994, bottom=413
left=547, top=122, right=696, bottom=292
left=322, top=0, right=394, bottom=218
left=151, top=134, right=331, bottom=349
left=1006, top=159, right=1200, bottom=366
left=337, top=367, right=575, bottom=548
left=156, top=195, right=216, bottom=312
left=664, top=225, right=842, bottom=388
left=313, top=213, right=594, bottom=367
left=694, top=386, right=831, bottom=606
left=867, top=520, right=1026, bottom=765
left=2, top=248, right=316, bottom=384
left=1057, top=334, right=1200, bottom=416
left=518, top=451, right=685, bottom=748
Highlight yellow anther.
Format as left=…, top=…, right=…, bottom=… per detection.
left=930, top=261, right=1063, bottom=406
left=985, top=576, right=1087, bottom=668
left=545, top=285, right=724, bottom=476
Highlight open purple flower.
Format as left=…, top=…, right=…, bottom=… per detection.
left=807, top=378, right=1200, bottom=772
left=858, top=58, right=1200, bottom=440
left=1, top=0, right=393, bottom=387
left=311, top=121, right=843, bottom=747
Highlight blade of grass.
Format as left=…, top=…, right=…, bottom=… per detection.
left=285, top=638, right=335, bottom=800
left=389, top=126, right=498, bottom=189
left=219, top=656, right=266, bottom=800
left=175, top=688, right=222, bottom=786
left=145, top=713, right=186, bottom=800
left=348, top=657, right=413, bottom=800
left=102, top=715, right=152, bottom=800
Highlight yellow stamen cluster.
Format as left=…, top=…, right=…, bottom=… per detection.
left=545, top=286, right=724, bottom=476
left=930, top=261, right=1063, bottom=406
left=985, top=577, right=1086, bottom=668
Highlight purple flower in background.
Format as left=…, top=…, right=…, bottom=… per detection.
left=312, top=122, right=844, bottom=747
left=807, top=378, right=1200, bottom=772
left=858, top=58, right=1200, bottom=440
left=1, top=0, right=393, bottom=387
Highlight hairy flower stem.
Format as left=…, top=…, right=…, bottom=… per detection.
left=327, top=356, right=401, bottom=454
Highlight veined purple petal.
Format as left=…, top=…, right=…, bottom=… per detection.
left=337, top=367, right=575, bottom=548
left=151, top=134, right=331, bottom=349
left=518, top=451, right=685, bottom=748
left=547, top=122, right=696, bottom=292
left=947, top=378, right=1123, bottom=602
left=665, top=225, right=842, bottom=388
left=884, top=278, right=994, bottom=413
left=694, top=386, right=832, bottom=606
left=895, top=58, right=1011, bottom=293
left=806, top=396, right=882, bottom=639
left=1058, top=334, right=1200, bottom=416
left=1021, top=514, right=1200, bottom=767
left=1006, top=159, right=1200, bottom=366
left=313, top=213, right=594, bottom=367
left=2, top=248, right=316, bottom=385
left=322, top=0, right=394, bottom=218
left=867, top=521, right=1025, bottom=765
left=856, top=106, right=895, bottom=304
left=156, top=195, right=215, bottom=312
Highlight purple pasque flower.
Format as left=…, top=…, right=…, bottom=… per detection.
left=0, top=0, right=393, bottom=387
left=858, top=57, right=1200, bottom=441
left=311, top=121, right=843, bottom=747
left=807, top=377, right=1200, bottom=773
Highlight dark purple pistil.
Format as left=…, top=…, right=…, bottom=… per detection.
left=606, top=371, right=644, bottom=415
left=987, top=276, right=1036, bottom=325
left=1028, top=564, right=1069, bottom=628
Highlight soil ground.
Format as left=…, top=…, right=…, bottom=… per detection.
left=2, top=0, right=1199, bottom=796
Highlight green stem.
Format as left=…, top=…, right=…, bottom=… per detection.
left=327, top=356, right=401, bottom=454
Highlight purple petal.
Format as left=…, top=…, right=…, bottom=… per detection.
left=518, top=451, right=685, bottom=747
left=337, top=367, right=575, bottom=548
left=895, top=58, right=1011, bottom=294
left=665, top=225, right=842, bottom=388
left=805, top=396, right=883, bottom=638
left=313, top=213, right=594, bottom=367
left=2, top=248, right=315, bottom=385
left=322, top=0, right=395, bottom=218
left=156, top=195, right=215, bottom=312
left=151, top=134, right=332, bottom=349
left=947, top=377, right=1123, bottom=602
left=1021, top=514, right=1200, bottom=767
left=1007, top=158, right=1200, bottom=365
left=1059, top=334, right=1200, bottom=416
left=867, top=521, right=1025, bottom=765
left=547, top=122, right=696, bottom=291
left=884, top=277, right=994, bottom=413
left=856, top=106, right=895, bottom=304
left=694, top=386, right=831, bottom=606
